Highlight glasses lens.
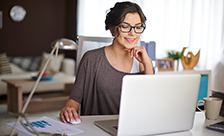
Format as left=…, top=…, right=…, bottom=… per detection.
left=135, top=26, right=144, bottom=33
left=120, top=25, right=130, bottom=33
left=119, top=25, right=145, bottom=33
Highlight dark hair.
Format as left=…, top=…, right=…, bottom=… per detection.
left=105, top=1, right=146, bottom=31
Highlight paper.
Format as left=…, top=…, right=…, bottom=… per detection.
left=5, top=116, right=84, bottom=136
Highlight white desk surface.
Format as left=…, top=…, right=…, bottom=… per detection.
left=18, top=112, right=224, bottom=136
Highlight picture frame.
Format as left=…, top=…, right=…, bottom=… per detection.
left=157, top=58, right=174, bottom=71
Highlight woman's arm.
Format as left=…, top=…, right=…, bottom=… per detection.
left=139, top=58, right=154, bottom=74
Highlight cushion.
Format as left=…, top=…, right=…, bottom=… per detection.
left=8, top=56, right=42, bottom=72
left=0, top=52, right=12, bottom=74
left=39, top=52, right=64, bottom=74
left=10, top=63, right=25, bottom=73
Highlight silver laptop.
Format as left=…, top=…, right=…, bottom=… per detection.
left=94, top=74, right=201, bottom=136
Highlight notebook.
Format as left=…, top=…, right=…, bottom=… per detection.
left=94, top=74, right=201, bottom=136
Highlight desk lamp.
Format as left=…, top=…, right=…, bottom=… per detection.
left=9, top=38, right=78, bottom=136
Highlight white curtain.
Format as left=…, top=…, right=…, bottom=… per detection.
left=77, top=0, right=224, bottom=92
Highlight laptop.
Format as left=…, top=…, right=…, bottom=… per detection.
left=94, top=74, right=201, bottom=136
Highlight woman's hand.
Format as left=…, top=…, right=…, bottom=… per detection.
left=126, top=46, right=150, bottom=64
left=125, top=46, right=154, bottom=74
left=59, top=100, right=81, bottom=123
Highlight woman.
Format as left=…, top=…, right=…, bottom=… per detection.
left=60, top=1, right=154, bottom=123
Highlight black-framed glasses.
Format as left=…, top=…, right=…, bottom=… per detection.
left=118, top=25, right=145, bottom=34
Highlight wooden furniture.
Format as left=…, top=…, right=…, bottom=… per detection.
left=17, top=112, right=224, bottom=136
left=156, top=70, right=211, bottom=101
left=0, top=57, right=75, bottom=96
left=2, top=75, right=75, bottom=113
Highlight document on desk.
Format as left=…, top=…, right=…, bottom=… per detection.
left=5, top=116, right=84, bottom=136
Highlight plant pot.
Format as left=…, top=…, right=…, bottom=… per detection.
left=174, top=59, right=179, bottom=71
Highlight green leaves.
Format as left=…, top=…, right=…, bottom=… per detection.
left=167, top=50, right=182, bottom=60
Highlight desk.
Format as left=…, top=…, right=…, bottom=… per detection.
left=18, top=112, right=224, bottom=136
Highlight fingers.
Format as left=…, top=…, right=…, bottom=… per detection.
left=60, top=107, right=79, bottom=123
left=124, top=46, right=150, bottom=64
left=124, top=48, right=132, bottom=53
left=73, top=111, right=82, bottom=122
left=124, top=48, right=139, bottom=58
left=60, top=110, right=66, bottom=123
left=60, top=107, right=70, bottom=123
left=131, top=46, right=145, bottom=58
left=132, top=48, right=139, bottom=58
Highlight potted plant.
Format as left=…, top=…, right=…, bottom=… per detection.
left=166, top=50, right=182, bottom=70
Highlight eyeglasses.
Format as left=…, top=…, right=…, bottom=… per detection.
left=118, top=25, right=145, bottom=34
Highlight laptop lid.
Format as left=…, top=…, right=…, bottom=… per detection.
left=95, top=74, right=201, bottom=136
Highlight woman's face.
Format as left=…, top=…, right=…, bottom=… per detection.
left=114, top=13, right=142, bottom=49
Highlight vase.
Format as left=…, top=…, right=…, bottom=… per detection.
left=174, top=59, right=179, bottom=71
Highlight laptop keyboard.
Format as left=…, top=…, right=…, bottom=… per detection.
left=206, top=121, right=224, bottom=133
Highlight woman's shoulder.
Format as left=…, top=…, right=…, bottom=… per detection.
left=80, top=47, right=105, bottom=62
left=84, top=46, right=105, bottom=56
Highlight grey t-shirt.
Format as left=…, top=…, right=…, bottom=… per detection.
left=69, top=47, right=143, bottom=115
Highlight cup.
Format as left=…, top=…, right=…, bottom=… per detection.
left=197, top=97, right=223, bottom=120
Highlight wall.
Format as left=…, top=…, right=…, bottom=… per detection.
left=0, top=0, right=77, bottom=59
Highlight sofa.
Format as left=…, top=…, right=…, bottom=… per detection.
left=0, top=52, right=76, bottom=96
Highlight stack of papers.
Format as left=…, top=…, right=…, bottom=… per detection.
left=5, top=116, right=84, bottom=136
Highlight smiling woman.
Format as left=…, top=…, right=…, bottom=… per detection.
left=105, top=12, right=152, bottom=73
left=77, top=0, right=224, bottom=75
left=59, top=1, right=154, bottom=124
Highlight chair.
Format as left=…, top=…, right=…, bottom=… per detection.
left=76, top=36, right=113, bottom=71
left=76, top=36, right=113, bottom=115
left=140, top=41, right=156, bottom=67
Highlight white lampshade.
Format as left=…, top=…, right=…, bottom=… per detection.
left=51, top=38, right=78, bottom=50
